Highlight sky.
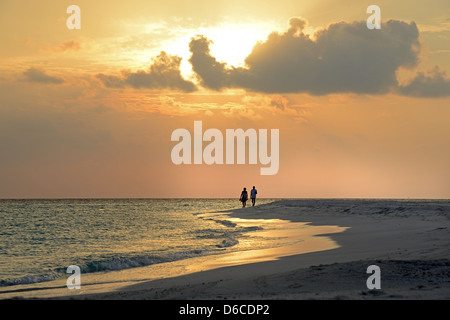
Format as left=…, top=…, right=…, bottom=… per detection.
left=0, top=0, right=449, bottom=199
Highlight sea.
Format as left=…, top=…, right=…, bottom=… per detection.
left=0, top=198, right=276, bottom=287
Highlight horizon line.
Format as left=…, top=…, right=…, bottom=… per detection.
left=0, top=197, right=448, bottom=201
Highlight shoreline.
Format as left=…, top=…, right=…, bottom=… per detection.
left=1, top=199, right=449, bottom=300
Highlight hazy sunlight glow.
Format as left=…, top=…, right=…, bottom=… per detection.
left=156, top=22, right=275, bottom=80
left=206, top=25, right=270, bottom=68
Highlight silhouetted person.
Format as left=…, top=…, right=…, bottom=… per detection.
left=240, top=187, right=248, bottom=207
left=250, top=186, right=257, bottom=206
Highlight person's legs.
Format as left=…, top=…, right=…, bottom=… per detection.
left=252, top=198, right=255, bottom=206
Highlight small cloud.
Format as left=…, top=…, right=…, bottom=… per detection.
left=97, top=51, right=196, bottom=92
left=418, top=21, right=450, bottom=33
left=96, top=73, right=125, bottom=88
left=25, top=39, right=83, bottom=53
left=287, top=17, right=308, bottom=36
left=50, top=40, right=82, bottom=52
left=23, top=68, right=64, bottom=84
left=398, top=66, right=450, bottom=97
left=270, top=95, right=289, bottom=110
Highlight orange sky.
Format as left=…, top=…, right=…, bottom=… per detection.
left=0, top=0, right=449, bottom=198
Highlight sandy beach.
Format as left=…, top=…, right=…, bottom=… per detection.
left=1, top=199, right=449, bottom=300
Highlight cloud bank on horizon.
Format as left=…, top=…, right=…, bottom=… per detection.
left=96, top=17, right=450, bottom=98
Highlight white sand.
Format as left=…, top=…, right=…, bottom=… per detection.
left=1, top=199, right=449, bottom=300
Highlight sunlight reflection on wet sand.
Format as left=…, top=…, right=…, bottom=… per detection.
left=187, top=214, right=349, bottom=271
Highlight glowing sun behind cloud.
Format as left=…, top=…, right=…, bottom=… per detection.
left=157, top=21, right=278, bottom=81
left=204, top=23, right=275, bottom=67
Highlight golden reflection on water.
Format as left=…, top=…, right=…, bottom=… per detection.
left=187, top=214, right=349, bottom=271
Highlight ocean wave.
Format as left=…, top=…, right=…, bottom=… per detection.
left=242, top=226, right=263, bottom=232
left=70, top=250, right=208, bottom=275
left=216, top=237, right=239, bottom=248
left=1, top=230, right=248, bottom=287
left=0, top=249, right=217, bottom=287
left=1, top=199, right=278, bottom=288
left=0, top=273, right=61, bottom=287
left=195, top=228, right=226, bottom=236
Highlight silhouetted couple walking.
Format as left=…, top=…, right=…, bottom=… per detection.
left=240, top=186, right=257, bottom=207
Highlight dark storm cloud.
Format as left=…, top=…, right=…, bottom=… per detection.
left=189, top=18, right=450, bottom=97
left=97, top=51, right=196, bottom=92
